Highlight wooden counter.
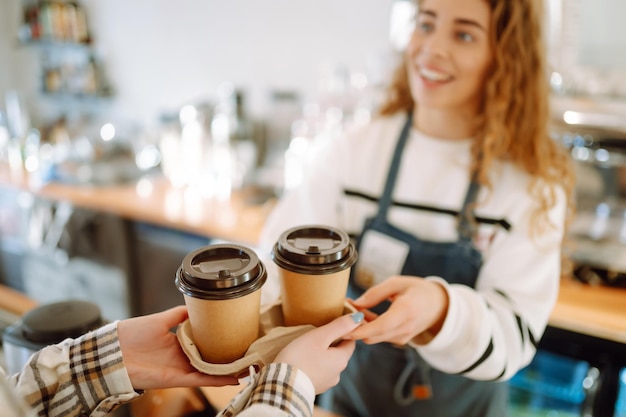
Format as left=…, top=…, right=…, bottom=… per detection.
left=0, top=284, right=37, bottom=316
left=550, top=277, right=626, bottom=344
left=0, top=167, right=274, bottom=245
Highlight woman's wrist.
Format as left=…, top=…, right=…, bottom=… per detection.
left=413, top=280, right=449, bottom=345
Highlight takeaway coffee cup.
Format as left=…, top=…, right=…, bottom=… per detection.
left=175, top=244, right=267, bottom=364
left=272, top=225, right=357, bottom=327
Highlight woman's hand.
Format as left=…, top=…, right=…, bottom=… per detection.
left=118, top=306, right=238, bottom=390
left=347, top=276, right=449, bottom=345
left=274, top=312, right=364, bottom=393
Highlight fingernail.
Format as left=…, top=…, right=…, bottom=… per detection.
left=350, top=312, right=364, bottom=324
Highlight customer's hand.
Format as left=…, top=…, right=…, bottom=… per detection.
left=274, top=312, right=363, bottom=393
left=118, top=306, right=238, bottom=390
left=348, top=276, right=449, bottom=345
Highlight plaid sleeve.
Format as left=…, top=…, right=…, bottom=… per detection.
left=218, top=363, right=315, bottom=417
left=8, top=322, right=140, bottom=417
left=247, top=363, right=314, bottom=417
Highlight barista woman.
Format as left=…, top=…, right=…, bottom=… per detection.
left=258, top=0, right=575, bottom=415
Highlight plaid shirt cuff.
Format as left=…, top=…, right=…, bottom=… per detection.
left=248, top=363, right=315, bottom=417
left=68, top=321, right=140, bottom=415
left=11, top=321, right=139, bottom=417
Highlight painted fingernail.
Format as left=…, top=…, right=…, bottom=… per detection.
left=350, top=312, right=364, bottom=324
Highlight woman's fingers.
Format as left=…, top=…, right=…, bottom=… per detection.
left=311, top=312, right=365, bottom=346
left=347, top=307, right=403, bottom=343
left=158, top=305, right=189, bottom=328
left=351, top=276, right=409, bottom=309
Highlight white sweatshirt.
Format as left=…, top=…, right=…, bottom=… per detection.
left=258, top=112, right=566, bottom=381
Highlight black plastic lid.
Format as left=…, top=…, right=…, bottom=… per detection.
left=175, top=243, right=267, bottom=300
left=21, top=300, right=104, bottom=344
left=271, top=225, right=357, bottom=275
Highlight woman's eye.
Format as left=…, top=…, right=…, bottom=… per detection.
left=457, top=32, right=474, bottom=42
left=418, top=21, right=434, bottom=33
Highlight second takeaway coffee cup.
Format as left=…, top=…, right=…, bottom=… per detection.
left=175, top=244, right=267, bottom=364
left=272, top=225, right=357, bottom=327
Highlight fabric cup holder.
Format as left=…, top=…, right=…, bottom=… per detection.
left=177, top=299, right=356, bottom=377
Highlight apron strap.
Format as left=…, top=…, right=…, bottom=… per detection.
left=393, top=346, right=433, bottom=405
left=374, top=112, right=414, bottom=221
left=457, top=178, right=480, bottom=242
left=375, top=112, right=481, bottom=242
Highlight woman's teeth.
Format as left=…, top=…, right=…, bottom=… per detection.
left=420, top=67, right=452, bottom=82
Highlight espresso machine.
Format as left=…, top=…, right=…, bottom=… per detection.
left=554, top=120, right=626, bottom=288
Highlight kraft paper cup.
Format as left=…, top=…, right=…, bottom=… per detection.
left=175, top=244, right=267, bottom=364
left=272, top=225, right=357, bottom=327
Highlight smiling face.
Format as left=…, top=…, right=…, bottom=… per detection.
left=406, top=0, right=493, bottom=122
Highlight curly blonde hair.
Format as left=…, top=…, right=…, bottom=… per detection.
left=379, top=0, right=576, bottom=274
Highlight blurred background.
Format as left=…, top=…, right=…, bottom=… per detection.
left=0, top=1, right=625, bottom=416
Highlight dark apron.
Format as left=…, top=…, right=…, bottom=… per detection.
left=319, top=114, right=507, bottom=417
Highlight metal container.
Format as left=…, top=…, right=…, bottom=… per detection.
left=2, top=300, right=104, bottom=374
